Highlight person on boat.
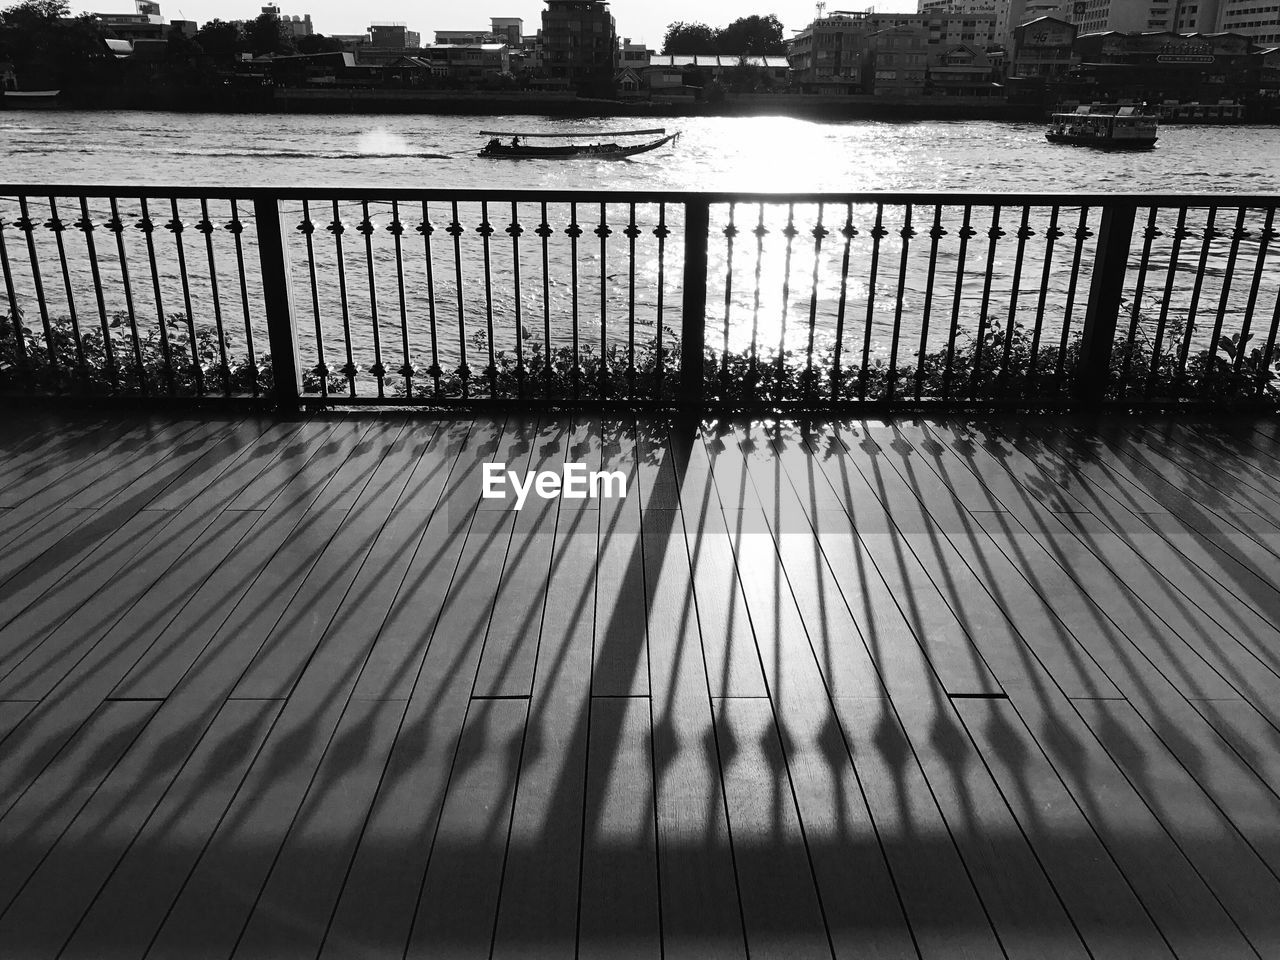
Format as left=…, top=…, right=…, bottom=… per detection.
left=511, top=136, right=520, bottom=148
left=486, top=137, right=501, bottom=152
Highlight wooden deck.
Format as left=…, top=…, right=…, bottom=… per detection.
left=2, top=409, right=1280, bottom=960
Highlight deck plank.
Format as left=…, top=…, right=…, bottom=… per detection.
left=711, top=696, right=830, bottom=960
left=0, top=700, right=157, bottom=918
left=592, top=416, right=648, bottom=697
left=1074, top=698, right=1280, bottom=957
left=579, top=694, right=661, bottom=960
left=404, top=698, right=527, bottom=960
left=319, top=416, right=536, bottom=959
left=472, top=418, right=571, bottom=698
left=634, top=423, right=747, bottom=960
left=0, top=699, right=281, bottom=960
left=490, top=416, right=600, bottom=960
left=706, top=424, right=922, bottom=960
left=954, top=697, right=1173, bottom=960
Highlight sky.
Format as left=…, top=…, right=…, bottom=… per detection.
left=85, top=0, right=917, bottom=48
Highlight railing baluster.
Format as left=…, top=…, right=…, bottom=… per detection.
left=655, top=202, right=669, bottom=400
left=108, top=197, right=145, bottom=395
left=1147, top=206, right=1189, bottom=400
left=749, top=203, right=766, bottom=387
left=1236, top=208, right=1275, bottom=376
left=1175, top=205, right=1218, bottom=394
left=567, top=201, right=582, bottom=400
left=943, top=205, right=973, bottom=401
left=297, top=199, right=326, bottom=399
left=478, top=200, right=496, bottom=398
left=137, top=198, right=176, bottom=395
left=915, top=204, right=944, bottom=402
left=328, top=200, right=354, bottom=398
left=969, top=205, right=1003, bottom=401
left=17, top=197, right=57, bottom=387
left=832, top=204, right=855, bottom=405
left=1026, top=205, right=1061, bottom=398
left=1204, top=206, right=1248, bottom=395
left=997, top=205, right=1031, bottom=396
left=509, top=201, right=525, bottom=399
left=360, top=200, right=385, bottom=400
left=596, top=201, right=611, bottom=397
left=449, top=200, right=468, bottom=399
left=46, top=197, right=88, bottom=390
left=538, top=201, right=552, bottom=394
left=195, top=199, right=229, bottom=396
left=167, top=198, right=202, bottom=396
left=720, top=202, right=737, bottom=399
left=77, top=198, right=116, bottom=392
left=1118, top=207, right=1160, bottom=397
left=1258, top=275, right=1280, bottom=398
left=626, top=202, right=639, bottom=397
left=805, top=203, right=826, bottom=396
left=0, top=209, right=28, bottom=387
left=887, top=203, right=913, bottom=402
left=859, top=203, right=885, bottom=401
left=228, top=199, right=258, bottom=398
left=778, top=203, right=797, bottom=389
left=535, top=203, right=550, bottom=399
left=389, top=201, right=412, bottom=397
left=1056, top=206, right=1092, bottom=391
left=419, top=201, right=441, bottom=399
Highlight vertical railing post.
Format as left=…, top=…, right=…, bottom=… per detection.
left=680, top=198, right=710, bottom=413
left=1075, top=201, right=1136, bottom=410
left=253, top=194, right=301, bottom=412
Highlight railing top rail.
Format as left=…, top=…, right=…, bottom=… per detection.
left=2, top=185, right=1280, bottom=207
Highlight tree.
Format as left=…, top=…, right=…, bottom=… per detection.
left=192, top=18, right=242, bottom=62
left=0, top=1, right=110, bottom=88
left=295, top=33, right=343, bottom=55
left=716, top=14, right=786, bottom=56
left=244, top=11, right=294, bottom=57
left=662, top=14, right=788, bottom=56
left=662, top=21, right=716, bottom=55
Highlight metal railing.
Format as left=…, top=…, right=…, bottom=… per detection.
left=2, top=186, right=1279, bottom=411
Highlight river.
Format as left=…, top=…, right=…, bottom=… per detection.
left=3, top=111, right=1280, bottom=395
left=3, top=110, right=1280, bottom=191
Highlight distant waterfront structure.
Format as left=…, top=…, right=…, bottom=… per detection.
left=1216, top=0, right=1280, bottom=43
left=260, top=5, right=315, bottom=38
left=920, top=0, right=1071, bottom=44
left=1071, top=27, right=1257, bottom=96
left=1173, top=0, right=1222, bottom=31
left=1067, top=0, right=1175, bottom=34
left=92, top=0, right=166, bottom=41
left=421, top=43, right=511, bottom=81
left=619, top=37, right=650, bottom=70
left=1008, top=15, right=1077, bottom=76
left=369, top=23, right=421, bottom=49
left=490, top=18, right=525, bottom=47
left=789, top=9, right=1000, bottom=92
left=538, top=0, right=618, bottom=93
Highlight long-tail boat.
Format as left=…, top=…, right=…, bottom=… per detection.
left=478, top=128, right=679, bottom=160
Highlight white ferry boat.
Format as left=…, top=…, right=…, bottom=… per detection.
left=1045, top=105, right=1159, bottom=151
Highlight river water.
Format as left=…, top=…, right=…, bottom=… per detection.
left=3, top=111, right=1280, bottom=394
